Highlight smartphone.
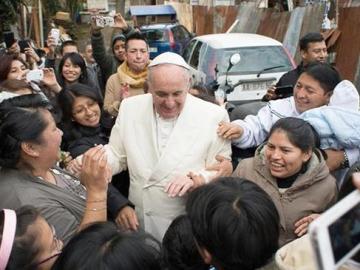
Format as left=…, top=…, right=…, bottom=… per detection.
left=309, top=189, right=360, bottom=270
left=18, top=39, right=30, bottom=53
left=3, top=31, right=16, bottom=49
left=50, top=28, right=60, bottom=45
left=274, top=85, right=293, bottom=97
left=26, top=69, right=44, bottom=83
left=93, top=16, right=114, bottom=27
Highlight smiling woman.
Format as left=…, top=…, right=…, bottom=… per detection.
left=58, top=83, right=106, bottom=159
left=0, top=94, right=110, bottom=244
left=233, top=117, right=338, bottom=246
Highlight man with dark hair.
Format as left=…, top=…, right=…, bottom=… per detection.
left=104, top=31, right=150, bottom=117
left=264, top=32, right=327, bottom=100
left=186, top=177, right=280, bottom=270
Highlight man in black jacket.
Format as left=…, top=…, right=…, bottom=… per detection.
left=263, top=32, right=328, bottom=101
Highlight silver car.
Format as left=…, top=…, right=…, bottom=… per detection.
left=183, top=33, right=296, bottom=104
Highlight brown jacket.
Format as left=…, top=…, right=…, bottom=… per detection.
left=233, top=145, right=338, bottom=246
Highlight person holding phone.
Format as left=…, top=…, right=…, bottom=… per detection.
left=90, top=12, right=136, bottom=85
left=233, top=117, right=337, bottom=246
left=263, top=32, right=328, bottom=102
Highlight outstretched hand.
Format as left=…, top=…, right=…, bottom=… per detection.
left=217, top=121, right=243, bottom=140
left=42, top=68, right=61, bottom=93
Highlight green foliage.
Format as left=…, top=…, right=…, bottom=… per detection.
left=65, top=0, right=82, bottom=21
left=0, top=0, right=27, bottom=30
left=42, top=0, right=62, bottom=16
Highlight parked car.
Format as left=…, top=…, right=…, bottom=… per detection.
left=182, top=33, right=296, bottom=104
left=140, top=23, right=193, bottom=59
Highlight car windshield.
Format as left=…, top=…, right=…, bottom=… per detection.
left=210, top=46, right=293, bottom=75
left=141, top=29, right=166, bottom=41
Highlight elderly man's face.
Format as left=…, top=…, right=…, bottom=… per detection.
left=125, top=39, right=149, bottom=73
left=149, top=64, right=189, bottom=119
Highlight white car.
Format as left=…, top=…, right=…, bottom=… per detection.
left=182, top=33, right=296, bottom=104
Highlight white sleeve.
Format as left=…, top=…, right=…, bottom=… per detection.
left=199, top=109, right=232, bottom=182
left=232, top=104, right=274, bottom=149
left=105, top=104, right=128, bottom=175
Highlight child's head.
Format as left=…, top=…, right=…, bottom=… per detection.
left=186, top=177, right=280, bottom=270
left=162, top=215, right=209, bottom=270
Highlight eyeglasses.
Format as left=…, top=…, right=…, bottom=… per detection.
left=35, top=225, right=62, bottom=266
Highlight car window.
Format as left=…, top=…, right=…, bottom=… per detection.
left=178, top=26, right=191, bottom=39
left=214, top=46, right=293, bottom=75
left=173, top=26, right=190, bottom=40
left=171, top=26, right=181, bottom=41
left=183, top=39, right=197, bottom=63
left=142, top=29, right=166, bottom=41
left=189, top=41, right=203, bottom=68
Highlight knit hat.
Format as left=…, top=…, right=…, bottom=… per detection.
left=112, top=33, right=126, bottom=48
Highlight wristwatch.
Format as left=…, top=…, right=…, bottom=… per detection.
left=340, top=150, right=350, bottom=169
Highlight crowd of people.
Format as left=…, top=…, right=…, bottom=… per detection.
left=0, top=12, right=359, bottom=270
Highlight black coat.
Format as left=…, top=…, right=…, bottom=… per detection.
left=66, top=124, right=108, bottom=159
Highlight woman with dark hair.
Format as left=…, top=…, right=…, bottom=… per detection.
left=52, top=222, right=161, bottom=270
left=0, top=94, right=113, bottom=244
left=233, top=117, right=338, bottom=246
left=0, top=206, right=62, bottom=270
left=0, top=53, right=63, bottom=116
left=58, top=83, right=106, bottom=158
left=59, top=83, right=133, bottom=220
left=0, top=54, right=29, bottom=82
left=0, top=54, right=61, bottom=93
left=58, top=53, right=101, bottom=97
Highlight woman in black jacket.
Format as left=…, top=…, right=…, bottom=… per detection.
left=58, top=82, right=130, bottom=198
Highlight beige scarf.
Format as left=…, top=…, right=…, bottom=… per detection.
left=117, top=61, right=149, bottom=89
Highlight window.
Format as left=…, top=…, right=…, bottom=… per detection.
left=189, top=41, right=203, bottom=68
left=182, top=39, right=197, bottom=63
left=213, top=46, right=293, bottom=75
left=142, top=29, right=166, bottom=41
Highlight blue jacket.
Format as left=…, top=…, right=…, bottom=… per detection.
left=301, top=106, right=360, bottom=149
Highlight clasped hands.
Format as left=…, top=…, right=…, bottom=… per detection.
left=165, top=155, right=233, bottom=197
